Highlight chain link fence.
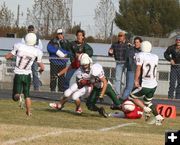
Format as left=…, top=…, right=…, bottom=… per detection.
left=0, top=56, right=179, bottom=98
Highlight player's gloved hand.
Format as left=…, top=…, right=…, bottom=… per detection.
left=99, top=94, right=104, bottom=103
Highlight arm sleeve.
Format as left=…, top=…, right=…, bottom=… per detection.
left=56, top=50, right=66, bottom=57
left=47, top=44, right=58, bottom=54
left=164, top=46, right=172, bottom=61
left=11, top=43, right=19, bottom=55
left=135, top=53, right=143, bottom=66
left=84, top=44, right=93, bottom=57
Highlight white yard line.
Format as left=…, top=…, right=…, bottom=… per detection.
left=98, top=123, right=137, bottom=131
left=2, top=130, right=86, bottom=145
left=2, top=123, right=137, bottom=145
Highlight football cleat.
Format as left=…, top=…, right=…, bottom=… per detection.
left=19, top=94, right=25, bottom=109
left=147, top=114, right=164, bottom=125
left=155, top=114, right=164, bottom=126
left=98, top=107, right=108, bottom=118
left=49, top=103, right=64, bottom=110
left=75, top=106, right=83, bottom=114
left=144, top=112, right=151, bottom=121
left=26, top=111, right=32, bottom=116
left=143, top=106, right=152, bottom=121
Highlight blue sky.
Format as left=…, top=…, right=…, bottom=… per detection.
left=0, top=0, right=119, bottom=36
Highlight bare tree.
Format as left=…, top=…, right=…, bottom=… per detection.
left=0, top=2, right=14, bottom=26
left=94, top=0, right=115, bottom=40
left=26, top=0, right=71, bottom=36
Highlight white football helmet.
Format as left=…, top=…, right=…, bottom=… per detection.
left=122, top=100, right=135, bottom=112
left=25, top=32, right=37, bottom=46
left=141, top=41, right=152, bottom=53
left=80, top=53, right=92, bottom=65
left=80, top=53, right=92, bottom=73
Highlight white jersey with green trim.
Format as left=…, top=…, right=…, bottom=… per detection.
left=11, top=43, right=43, bottom=75
left=135, top=52, right=158, bottom=88
left=90, top=63, right=105, bottom=78
left=76, top=67, right=91, bottom=80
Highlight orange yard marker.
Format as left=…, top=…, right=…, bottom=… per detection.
left=156, top=104, right=176, bottom=119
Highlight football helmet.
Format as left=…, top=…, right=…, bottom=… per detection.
left=80, top=53, right=92, bottom=73
left=25, top=32, right=37, bottom=46
left=141, top=41, right=152, bottom=53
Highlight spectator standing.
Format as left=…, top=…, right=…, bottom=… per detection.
left=47, top=28, right=70, bottom=92
left=164, top=35, right=180, bottom=99
left=22, top=25, right=43, bottom=91
left=108, top=31, right=129, bottom=95
left=63, top=29, right=93, bottom=90
left=5, top=33, right=44, bottom=116
left=122, top=37, right=142, bottom=100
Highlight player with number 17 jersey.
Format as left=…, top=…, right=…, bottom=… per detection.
left=11, top=42, right=43, bottom=75
left=135, top=52, right=158, bottom=88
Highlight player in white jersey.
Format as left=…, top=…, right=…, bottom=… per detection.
left=49, top=53, right=93, bottom=114
left=86, top=62, right=123, bottom=118
left=22, top=25, right=43, bottom=91
left=5, top=33, right=45, bottom=116
left=129, top=41, right=164, bottom=125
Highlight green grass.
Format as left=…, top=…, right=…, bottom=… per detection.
left=0, top=99, right=179, bottom=145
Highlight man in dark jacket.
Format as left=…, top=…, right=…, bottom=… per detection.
left=164, top=35, right=180, bottom=99
left=47, top=28, right=70, bottom=92
left=108, top=31, right=129, bottom=95
left=122, top=36, right=142, bottom=100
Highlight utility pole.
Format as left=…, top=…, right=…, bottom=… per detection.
left=110, top=21, right=114, bottom=44
left=16, top=4, right=20, bottom=27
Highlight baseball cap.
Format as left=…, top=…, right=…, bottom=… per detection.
left=57, top=28, right=63, bottom=34
left=176, top=35, right=180, bottom=40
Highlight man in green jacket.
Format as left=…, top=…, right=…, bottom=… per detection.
left=64, top=29, right=93, bottom=90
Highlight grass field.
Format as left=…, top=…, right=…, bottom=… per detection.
left=0, top=99, right=179, bottom=145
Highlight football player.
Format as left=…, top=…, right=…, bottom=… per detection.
left=86, top=60, right=124, bottom=118
left=129, top=41, right=164, bottom=125
left=109, top=100, right=143, bottom=119
left=49, top=53, right=93, bottom=114
left=5, top=33, right=45, bottom=116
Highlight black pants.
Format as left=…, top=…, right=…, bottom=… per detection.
left=50, top=63, right=66, bottom=92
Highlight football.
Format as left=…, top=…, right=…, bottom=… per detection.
left=122, top=100, right=135, bottom=113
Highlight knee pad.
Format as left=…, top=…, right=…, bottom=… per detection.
left=64, top=89, right=72, bottom=97
left=12, top=94, right=20, bottom=102
left=64, top=83, right=78, bottom=97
